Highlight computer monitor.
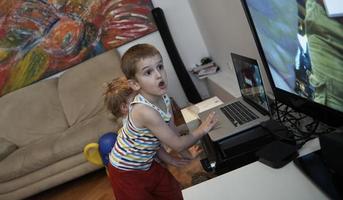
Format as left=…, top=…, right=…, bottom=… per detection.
left=241, top=0, right=343, bottom=127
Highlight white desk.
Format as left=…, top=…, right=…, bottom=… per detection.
left=182, top=136, right=328, bottom=200
left=182, top=160, right=328, bottom=200
left=181, top=97, right=328, bottom=199
left=181, top=96, right=223, bottom=131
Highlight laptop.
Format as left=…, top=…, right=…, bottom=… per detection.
left=199, top=53, right=270, bottom=142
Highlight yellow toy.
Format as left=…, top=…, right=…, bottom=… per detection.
left=83, top=143, right=103, bottom=166
left=83, top=132, right=118, bottom=174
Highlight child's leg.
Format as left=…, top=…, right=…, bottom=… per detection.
left=152, top=162, right=183, bottom=200
left=107, top=163, right=155, bottom=200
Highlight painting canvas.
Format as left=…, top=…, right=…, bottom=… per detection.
left=0, top=0, right=156, bottom=97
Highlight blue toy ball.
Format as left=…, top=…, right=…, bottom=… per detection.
left=98, top=132, right=117, bottom=166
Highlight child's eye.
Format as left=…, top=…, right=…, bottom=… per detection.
left=157, top=64, right=164, bottom=70
left=144, top=69, right=152, bottom=76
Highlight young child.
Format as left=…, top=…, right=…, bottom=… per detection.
left=104, top=76, right=135, bottom=122
left=108, top=44, right=217, bottom=200
left=104, top=77, right=194, bottom=168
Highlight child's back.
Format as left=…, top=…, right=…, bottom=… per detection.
left=110, top=93, right=171, bottom=171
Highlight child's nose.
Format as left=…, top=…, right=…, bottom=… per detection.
left=155, top=70, right=162, bottom=78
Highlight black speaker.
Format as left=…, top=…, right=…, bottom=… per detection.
left=152, top=7, right=202, bottom=104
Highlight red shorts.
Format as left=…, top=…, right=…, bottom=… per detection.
left=108, top=161, right=183, bottom=200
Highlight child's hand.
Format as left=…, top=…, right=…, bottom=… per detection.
left=179, top=145, right=203, bottom=160
left=188, top=145, right=203, bottom=158
left=197, top=111, right=218, bottom=136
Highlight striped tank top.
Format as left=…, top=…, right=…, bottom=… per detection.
left=109, top=94, right=171, bottom=171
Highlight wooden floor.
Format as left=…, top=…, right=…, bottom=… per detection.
left=26, top=101, right=215, bottom=200
left=26, top=169, right=113, bottom=200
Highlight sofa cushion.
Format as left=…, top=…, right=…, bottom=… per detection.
left=0, top=138, right=17, bottom=161
left=58, top=49, right=123, bottom=126
left=0, top=78, right=69, bottom=147
left=0, top=111, right=117, bottom=182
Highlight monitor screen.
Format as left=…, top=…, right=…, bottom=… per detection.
left=241, top=0, right=343, bottom=126
left=231, top=53, right=269, bottom=112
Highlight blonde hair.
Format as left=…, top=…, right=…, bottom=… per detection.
left=104, top=77, right=133, bottom=119
left=121, top=43, right=161, bottom=79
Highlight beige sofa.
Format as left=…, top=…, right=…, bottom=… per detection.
left=0, top=49, right=123, bottom=200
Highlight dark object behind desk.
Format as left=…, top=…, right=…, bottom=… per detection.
left=200, top=119, right=298, bottom=174
left=320, top=130, right=343, bottom=177
left=200, top=122, right=275, bottom=174
left=294, top=151, right=343, bottom=200
left=293, top=130, right=343, bottom=200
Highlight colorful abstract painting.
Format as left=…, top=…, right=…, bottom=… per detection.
left=0, top=0, right=156, bottom=97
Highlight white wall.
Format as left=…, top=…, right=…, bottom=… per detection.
left=152, top=0, right=212, bottom=100
left=151, top=0, right=209, bottom=71
left=188, top=0, right=273, bottom=96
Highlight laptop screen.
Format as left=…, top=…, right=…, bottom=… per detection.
left=231, top=53, right=269, bottom=112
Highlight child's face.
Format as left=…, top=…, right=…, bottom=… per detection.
left=130, top=54, right=168, bottom=100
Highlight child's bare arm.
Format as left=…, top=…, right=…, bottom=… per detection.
left=156, top=147, right=190, bottom=167
left=131, top=104, right=217, bottom=152
left=169, top=113, right=196, bottom=159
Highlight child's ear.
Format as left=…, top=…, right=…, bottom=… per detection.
left=128, top=79, right=140, bottom=91
left=120, top=103, right=129, bottom=116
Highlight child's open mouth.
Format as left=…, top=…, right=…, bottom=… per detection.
left=158, top=81, right=166, bottom=89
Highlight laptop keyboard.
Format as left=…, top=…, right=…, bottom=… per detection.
left=220, top=101, right=258, bottom=127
